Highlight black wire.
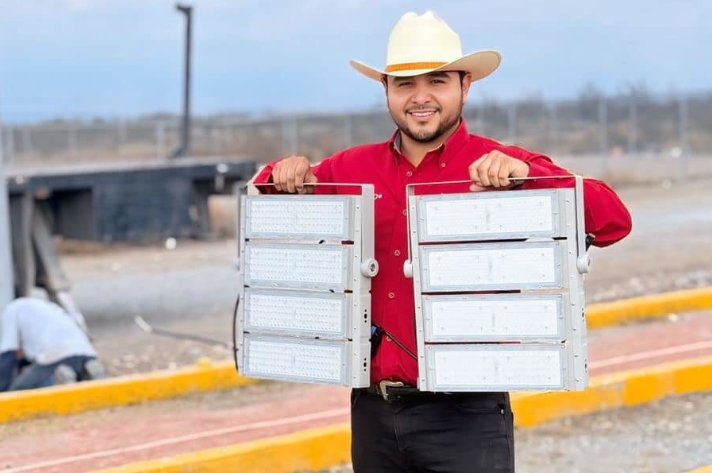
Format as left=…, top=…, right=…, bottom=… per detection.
left=232, top=293, right=240, bottom=373
left=379, top=326, right=418, bottom=360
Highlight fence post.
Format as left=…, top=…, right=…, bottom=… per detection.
left=117, top=119, right=127, bottom=158
left=549, top=103, right=559, bottom=156
left=628, top=93, right=638, bottom=155
left=343, top=114, right=353, bottom=149
left=0, top=100, right=15, bottom=308
left=598, top=97, right=608, bottom=157
left=281, top=116, right=299, bottom=155
left=5, top=126, right=14, bottom=165
left=156, top=121, right=167, bottom=160
left=507, top=102, right=517, bottom=144
left=598, top=97, right=609, bottom=176
left=68, top=122, right=78, bottom=161
left=678, top=94, right=690, bottom=178
left=21, top=127, right=32, bottom=160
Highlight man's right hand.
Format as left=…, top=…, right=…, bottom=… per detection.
left=271, top=155, right=318, bottom=193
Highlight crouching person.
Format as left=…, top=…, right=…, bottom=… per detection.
left=0, top=296, right=105, bottom=392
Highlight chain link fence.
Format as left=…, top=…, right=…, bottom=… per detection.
left=3, top=92, right=711, bottom=177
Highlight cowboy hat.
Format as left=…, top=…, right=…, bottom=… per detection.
left=350, top=11, right=501, bottom=82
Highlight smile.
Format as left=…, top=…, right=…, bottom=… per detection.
left=408, top=109, right=438, bottom=119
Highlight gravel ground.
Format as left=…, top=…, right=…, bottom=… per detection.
left=310, top=392, right=712, bottom=473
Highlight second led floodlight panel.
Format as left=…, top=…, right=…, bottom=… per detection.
left=407, top=180, right=588, bottom=392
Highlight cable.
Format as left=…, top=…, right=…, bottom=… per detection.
left=232, top=293, right=240, bottom=373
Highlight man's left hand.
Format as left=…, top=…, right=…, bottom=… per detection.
left=468, top=150, right=530, bottom=191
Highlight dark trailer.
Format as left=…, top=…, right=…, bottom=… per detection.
left=5, top=159, right=256, bottom=299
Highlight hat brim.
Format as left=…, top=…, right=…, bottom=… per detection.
left=350, top=50, right=501, bottom=83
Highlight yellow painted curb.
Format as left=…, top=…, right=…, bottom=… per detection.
left=587, top=287, right=712, bottom=329
left=89, top=423, right=351, bottom=473
left=0, top=358, right=254, bottom=424
left=86, top=356, right=712, bottom=473
left=511, top=355, right=712, bottom=427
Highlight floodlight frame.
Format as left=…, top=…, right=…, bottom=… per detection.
left=235, top=183, right=376, bottom=388
left=405, top=176, right=589, bottom=391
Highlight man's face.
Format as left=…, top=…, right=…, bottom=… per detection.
left=385, top=71, right=472, bottom=144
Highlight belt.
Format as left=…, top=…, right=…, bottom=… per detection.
left=361, top=380, right=445, bottom=402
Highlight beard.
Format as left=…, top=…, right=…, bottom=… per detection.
left=388, top=99, right=463, bottom=144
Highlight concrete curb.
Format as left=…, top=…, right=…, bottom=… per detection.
left=0, top=358, right=253, bottom=424
left=86, top=355, right=712, bottom=473
left=587, top=287, right=712, bottom=329
left=2, top=287, right=711, bottom=425
left=511, top=355, right=712, bottom=427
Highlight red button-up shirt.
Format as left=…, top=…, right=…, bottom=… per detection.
left=255, top=120, right=632, bottom=385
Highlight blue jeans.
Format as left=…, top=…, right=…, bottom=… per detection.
left=9, top=355, right=95, bottom=391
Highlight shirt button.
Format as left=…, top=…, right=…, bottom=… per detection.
left=388, top=292, right=395, bottom=299
left=406, top=171, right=413, bottom=177
left=402, top=209, right=407, bottom=216
left=440, top=162, right=447, bottom=168
left=393, top=249, right=401, bottom=257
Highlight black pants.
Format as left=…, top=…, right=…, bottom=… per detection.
left=351, top=389, right=514, bottom=473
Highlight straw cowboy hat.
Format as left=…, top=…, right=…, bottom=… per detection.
left=350, top=11, right=501, bottom=82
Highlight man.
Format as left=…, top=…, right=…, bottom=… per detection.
left=0, top=295, right=104, bottom=392
left=254, top=11, right=632, bottom=473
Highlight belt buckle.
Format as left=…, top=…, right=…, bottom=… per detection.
left=378, top=380, right=405, bottom=402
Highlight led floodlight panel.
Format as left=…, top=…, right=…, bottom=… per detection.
left=419, top=241, right=567, bottom=292
left=244, top=195, right=353, bottom=241
left=416, top=190, right=567, bottom=242
left=244, top=243, right=352, bottom=291
left=244, top=289, right=351, bottom=338
left=243, top=335, right=349, bottom=384
left=236, top=185, right=376, bottom=388
left=424, top=344, right=567, bottom=391
left=422, top=294, right=566, bottom=342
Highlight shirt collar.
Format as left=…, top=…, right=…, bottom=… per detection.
left=388, top=119, right=470, bottom=164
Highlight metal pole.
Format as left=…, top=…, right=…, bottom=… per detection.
left=0, top=98, right=15, bottom=309
left=173, top=3, right=193, bottom=158
left=343, top=114, right=353, bottom=149
left=678, top=94, right=689, bottom=157
left=549, top=102, right=559, bottom=156
left=628, top=92, right=637, bottom=155
left=476, top=95, right=485, bottom=136
left=678, top=94, right=690, bottom=178
left=156, top=121, right=166, bottom=160
left=68, top=122, right=78, bottom=161
left=507, top=102, right=517, bottom=144
left=598, top=97, right=608, bottom=158
left=3, top=126, right=14, bottom=165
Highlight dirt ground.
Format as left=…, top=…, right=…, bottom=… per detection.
left=58, top=178, right=712, bottom=377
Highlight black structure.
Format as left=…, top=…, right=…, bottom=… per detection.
left=6, top=160, right=256, bottom=243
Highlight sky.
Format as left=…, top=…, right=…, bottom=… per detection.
left=0, top=0, right=710, bottom=123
